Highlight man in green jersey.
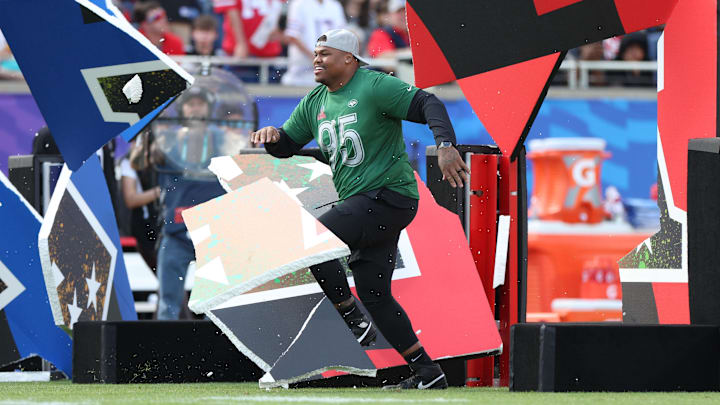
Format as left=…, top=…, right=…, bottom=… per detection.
left=252, top=29, right=469, bottom=390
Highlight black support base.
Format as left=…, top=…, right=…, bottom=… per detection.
left=688, top=138, right=720, bottom=325
left=73, top=321, right=262, bottom=383
left=510, top=323, right=720, bottom=392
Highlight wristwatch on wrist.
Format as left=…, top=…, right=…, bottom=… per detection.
left=437, top=141, right=454, bottom=150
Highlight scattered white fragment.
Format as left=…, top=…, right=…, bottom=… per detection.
left=208, top=156, right=244, bottom=182
left=122, top=74, right=143, bottom=104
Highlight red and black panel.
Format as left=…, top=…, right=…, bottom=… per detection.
left=534, top=0, right=583, bottom=16
left=457, top=53, right=564, bottom=157
left=408, top=0, right=677, bottom=158
left=621, top=281, right=689, bottom=324
left=406, top=2, right=456, bottom=89
left=408, top=0, right=676, bottom=85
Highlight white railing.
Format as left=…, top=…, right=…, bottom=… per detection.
left=558, top=59, right=658, bottom=89
left=172, top=55, right=401, bottom=84
left=0, top=56, right=658, bottom=91
left=172, top=55, right=658, bottom=89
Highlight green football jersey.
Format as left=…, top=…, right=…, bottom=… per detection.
left=282, top=68, right=420, bottom=200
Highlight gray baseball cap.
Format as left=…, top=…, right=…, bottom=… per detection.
left=316, top=29, right=370, bottom=66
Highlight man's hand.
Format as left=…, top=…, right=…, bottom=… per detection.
left=438, top=146, right=470, bottom=188
left=251, top=126, right=280, bottom=145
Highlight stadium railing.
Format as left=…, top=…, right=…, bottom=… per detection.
left=169, top=55, right=658, bottom=89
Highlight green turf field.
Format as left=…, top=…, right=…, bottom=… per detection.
left=0, top=382, right=718, bottom=405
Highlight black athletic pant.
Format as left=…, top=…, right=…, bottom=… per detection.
left=310, top=188, right=419, bottom=353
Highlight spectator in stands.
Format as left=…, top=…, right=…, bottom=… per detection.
left=281, top=0, right=347, bottom=86
left=366, top=0, right=408, bottom=59
left=343, top=0, right=377, bottom=51
left=213, top=0, right=283, bottom=58
left=577, top=42, right=608, bottom=86
left=121, top=140, right=161, bottom=271
left=186, top=14, right=225, bottom=56
left=608, top=32, right=654, bottom=87
left=134, top=1, right=186, bottom=55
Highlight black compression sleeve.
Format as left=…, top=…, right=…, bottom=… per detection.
left=264, top=128, right=306, bottom=158
left=406, top=90, right=457, bottom=147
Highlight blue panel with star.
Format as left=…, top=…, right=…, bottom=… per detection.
left=0, top=173, right=72, bottom=376
left=39, top=156, right=137, bottom=333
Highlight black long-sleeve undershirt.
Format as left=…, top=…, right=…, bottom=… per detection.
left=264, top=128, right=305, bottom=158
left=264, top=89, right=457, bottom=158
left=406, top=89, right=457, bottom=147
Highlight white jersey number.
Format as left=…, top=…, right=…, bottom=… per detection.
left=319, top=113, right=365, bottom=170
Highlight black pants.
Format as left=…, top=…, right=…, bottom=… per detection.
left=310, top=188, right=419, bottom=353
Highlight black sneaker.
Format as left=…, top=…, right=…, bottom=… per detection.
left=382, top=364, right=448, bottom=390
left=342, top=307, right=377, bottom=346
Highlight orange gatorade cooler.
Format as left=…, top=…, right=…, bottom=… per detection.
left=527, top=138, right=609, bottom=223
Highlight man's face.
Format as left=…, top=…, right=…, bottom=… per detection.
left=182, top=97, right=210, bottom=119
left=313, top=45, right=353, bottom=85
left=192, top=29, right=217, bottom=55
left=143, top=7, right=168, bottom=35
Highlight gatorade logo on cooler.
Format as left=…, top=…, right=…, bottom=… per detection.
left=571, top=158, right=596, bottom=187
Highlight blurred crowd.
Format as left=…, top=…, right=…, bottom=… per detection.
left=0, top=0, right=661, bottom=87
left=569, top=27, right=663, bottom=87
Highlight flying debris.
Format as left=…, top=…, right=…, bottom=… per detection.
left=122, top=74, right=143, bottom=104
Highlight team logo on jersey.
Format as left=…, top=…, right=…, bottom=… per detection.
left=317, top=106, right=326, bottom=121
left=348, top=99, right=358, bottom=108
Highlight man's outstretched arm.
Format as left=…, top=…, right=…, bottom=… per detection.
left=251, top=126, right=305, bottom=158
left=406, top=90, right=470, bottom=188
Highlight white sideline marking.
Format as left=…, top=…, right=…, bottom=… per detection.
left=208, top=396, right=469, bottom=403
left=0, top=400, right=95, bottom=405
left=0, top=371, right=49, bottom=382
left=0, top=402, right=95, bottom=405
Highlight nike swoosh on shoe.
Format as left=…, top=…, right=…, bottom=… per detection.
left=417, top=374, right=446, bottom=390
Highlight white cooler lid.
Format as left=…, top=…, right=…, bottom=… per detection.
left=528, top=137, right=606, bottom=152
